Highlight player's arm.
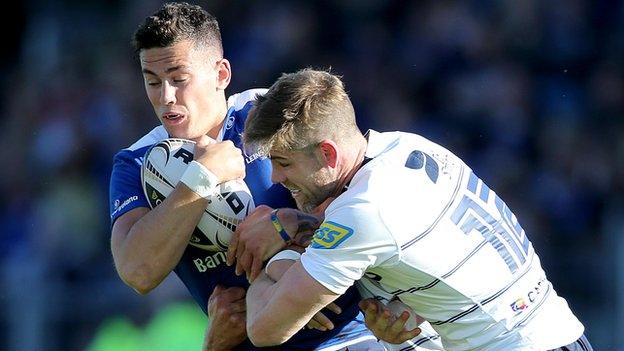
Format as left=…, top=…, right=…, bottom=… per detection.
left=227, top=197, right=333, bottom=281
left=246, top=261, right=341, bottom=346
left=111, top=184, right=209, bottom=294
left=226, top=206, right=320, bottom=281
left=111, top=137, right=245, bottom=294
left=202, top=285, right=248, bottom=351
left=265, top=247, right=342, bottom=331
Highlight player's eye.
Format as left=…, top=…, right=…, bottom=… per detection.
left=146, top=80, right=161, bottom=86
left=173, top=76, right=190, bottom=84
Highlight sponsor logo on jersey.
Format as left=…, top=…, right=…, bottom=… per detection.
left=510, top=298, right=528, bottom=313
left=311, top=221, right=354, bottom=249
left=193, top=251, right=227, bottom=272
left=111, top=195, right=139, bottom=218
left=243, top=149, right=264, bottom=164
left=225, top=115, right=235, bottom=130
left=509, top=277, right=547, bottom=314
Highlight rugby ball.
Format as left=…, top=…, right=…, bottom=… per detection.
left=141, top=138, right=255, bottom=251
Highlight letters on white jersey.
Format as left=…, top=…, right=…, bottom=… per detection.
left=301, top=130, right=584, bottom=351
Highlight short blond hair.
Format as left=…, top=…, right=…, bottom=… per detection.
left=244, top=69, right=360, bottom=156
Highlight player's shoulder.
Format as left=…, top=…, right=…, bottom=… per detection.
left=366, top=130, right=453, bottom=164
left=364, top=130, right=464, bottom=186
left=323, top=185, right=387, bottom=241
left=227, top=88, right=267, bottom=111
left=114, top=126, right=167, bottom=161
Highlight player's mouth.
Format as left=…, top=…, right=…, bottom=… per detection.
left=161, top=112, right=186, bottom=124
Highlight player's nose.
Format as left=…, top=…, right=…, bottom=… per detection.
left=270, top=168, right=286, bottom=184
left=160, top=81, right=176, bottom=105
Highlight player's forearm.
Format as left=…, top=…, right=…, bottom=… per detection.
left=246, top=271, right=319, bottom=346
left=115, top=184, right=207, bottom=292
left=246, top=273, right=291, bottom=346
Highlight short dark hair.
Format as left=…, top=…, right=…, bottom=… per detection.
left=244, top=69, right=359, bottom=156
left=132, top=2, right=223, bottom=56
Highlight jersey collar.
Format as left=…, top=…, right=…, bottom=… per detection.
left=216, top=106, right=236, bottom=142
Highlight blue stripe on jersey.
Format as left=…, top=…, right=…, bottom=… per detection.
left=108, top=93, right=368, bottom=350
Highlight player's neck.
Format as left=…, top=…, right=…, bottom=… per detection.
left=206, top=119, right=225, bottom=140
left=204, top=100, right=229, bottom=140
left=333, top=136, right=367, bottom=195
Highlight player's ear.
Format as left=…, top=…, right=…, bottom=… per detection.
left=318, top=140, right=338, bottom=168
left=216, top=58, right=231, bottom=90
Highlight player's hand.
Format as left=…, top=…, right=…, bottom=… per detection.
left=226, top=205, right=290, bottom=281
left=204, top=285, right=247, bottom=351
left=194, top=136, right=245, bottom=183
left=306, top=302, right=342, bottom=331
left=359, top=298, right=422, bottom=344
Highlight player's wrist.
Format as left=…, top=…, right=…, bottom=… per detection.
left=265, top=249, right=301, bottom=279
left=270, top=208, right=293, bottom=245
left=179, top=160, right=220, bottom=199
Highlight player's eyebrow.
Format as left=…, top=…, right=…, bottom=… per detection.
left=142, top=65, right=188, bottom=75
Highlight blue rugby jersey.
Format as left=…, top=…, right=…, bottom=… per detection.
left=109, top=89, right=372, bottom=350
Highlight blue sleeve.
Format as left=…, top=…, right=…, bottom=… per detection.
left=109, top=149, right=151, bottom=225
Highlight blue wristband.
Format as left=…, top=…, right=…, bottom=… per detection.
left=270, top=209, right=292, bottom=244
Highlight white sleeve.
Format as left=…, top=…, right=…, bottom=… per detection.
left=300, top=202, right=399, bottom=295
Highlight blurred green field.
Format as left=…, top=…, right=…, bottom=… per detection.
left=87, top=303, right=208, bottom=351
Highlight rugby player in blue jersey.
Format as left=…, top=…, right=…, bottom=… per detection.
left=108, top=3, right=383, bottom=350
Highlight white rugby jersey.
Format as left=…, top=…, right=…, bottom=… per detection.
left=301, top=130, right=584, bottom=351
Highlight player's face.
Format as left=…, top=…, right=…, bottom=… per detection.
left=270, top=148, right=337, bottom=213
left=140, top=40, right=231, bottom=141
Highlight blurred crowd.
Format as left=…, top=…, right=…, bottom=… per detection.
left=1, top=1, right=622, bottom=350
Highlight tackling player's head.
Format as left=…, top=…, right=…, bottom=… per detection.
left=133, top=2, right=231, bottom=141
left=244, top=69, right=365, bottom=212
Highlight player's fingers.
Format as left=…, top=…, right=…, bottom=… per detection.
left=227, top=299, right=247, bottom=314
left=249, top=256, right=263, bottom=282
left=395, top=327, right=422, bottom=344
left=235, top=235, right=248, bottom=263
left=226, top=230, right=240, bottom=266
left=236, top=250, right=252, bottom=277
left=388, top=310, right=410, bottom=335
left=311, top=312, right=334, bottom=330
left=223, top=286, right=246, bottom=301
left=306, top=318, right=326, bottom=331
left=373, top=308, right=392, bottom=331
left=359, top=298, right=377, bottom=313
left=362, top=303, right=381, bottom=328
left=324, top=302, right=342, bottom=315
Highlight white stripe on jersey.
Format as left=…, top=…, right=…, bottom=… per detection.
left=226, top=88, right=267, bottom=111
left=125, top=126, right=167, bottom=152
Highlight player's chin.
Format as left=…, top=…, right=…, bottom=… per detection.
left=297, top=198, right=319, bottom=214
left=163, top=125, right=198, bottom=141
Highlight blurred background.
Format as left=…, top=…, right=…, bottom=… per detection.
left=1, top=0, right=622, bottom=350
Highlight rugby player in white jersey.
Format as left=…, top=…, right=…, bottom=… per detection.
left=238, top=69, right=593, bottom=351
